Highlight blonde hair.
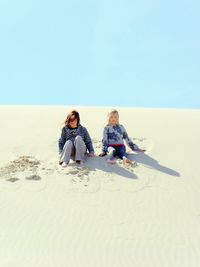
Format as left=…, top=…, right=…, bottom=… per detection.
left=107, top=109, right=119, bottom=125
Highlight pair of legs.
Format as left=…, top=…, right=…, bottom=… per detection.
left=60, top=136, right=86, bottom=166
left=109, top=145, right=132, bottom=164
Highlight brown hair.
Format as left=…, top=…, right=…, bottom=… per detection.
left=64, top=110, right=80, bottom=128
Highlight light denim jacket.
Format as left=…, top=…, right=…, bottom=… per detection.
left=102, top=124, right=139, bottom=153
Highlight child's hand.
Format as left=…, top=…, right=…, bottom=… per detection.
left=99, top=152, right=107, bottom=157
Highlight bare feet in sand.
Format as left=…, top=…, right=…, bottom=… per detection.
left=62, top=162, right=68, bottom=168
left=123, top=157, right=133, bottom=165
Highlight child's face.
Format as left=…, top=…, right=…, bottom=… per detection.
left=69, top=119, right=77, bottom=128
left=109, top=114, right=118, bottom=125
left=69, top=115, right=78, bottom=128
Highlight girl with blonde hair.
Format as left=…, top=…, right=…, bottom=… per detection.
left=99, top=109, right=145, bottom=164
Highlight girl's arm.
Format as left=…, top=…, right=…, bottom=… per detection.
left=58, top=127, right=66, bottom=154
left=122, top=126, right=142, bottom=152
left=99, top=127, right=108, bottom=156
left=84, top=128, right=94, bottom=154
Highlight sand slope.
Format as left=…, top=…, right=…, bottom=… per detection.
left=0, top=106, right=200, bottom=267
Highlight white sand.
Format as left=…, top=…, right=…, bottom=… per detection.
left=0, top=106, right=200, bottom=267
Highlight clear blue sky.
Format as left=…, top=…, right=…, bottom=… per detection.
left=0, top=0, right=199, bottom=108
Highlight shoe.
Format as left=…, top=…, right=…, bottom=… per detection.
left=62, top=162, right=68, bottom=168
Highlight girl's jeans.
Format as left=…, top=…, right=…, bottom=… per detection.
left=110, top=145, right=126, bottom=159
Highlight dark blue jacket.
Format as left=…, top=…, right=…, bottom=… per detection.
left=58, top=124, right=94, bottom=154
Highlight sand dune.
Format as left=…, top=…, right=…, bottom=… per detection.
left=0, top=106, right=200, bottom=267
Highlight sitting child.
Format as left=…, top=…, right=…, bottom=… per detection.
left=99, top=109, right=145, bottom=164
left=59, top=110, right=94, bottom=167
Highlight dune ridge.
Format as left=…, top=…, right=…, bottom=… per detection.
left=0, top=106, right=200, bottom=267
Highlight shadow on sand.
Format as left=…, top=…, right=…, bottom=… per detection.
left=85, top=157, right=137, bottom=179
left=84, top=152, right=180, bottom=179
left=129, top=153, right=180, bottom=177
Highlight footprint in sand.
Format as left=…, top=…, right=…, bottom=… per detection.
left=132, top=137, right=154, bottom=153
left=60, top=165, right=101, bottom=193
left=0, top=156, right=48, bottom=192
left=71, top=174, right=101, bottom=193
left=26, top=175, right=42, bottom=181
left=0, top=156, right=41, bottom=181
left=6, top=177, right=20, bottom=183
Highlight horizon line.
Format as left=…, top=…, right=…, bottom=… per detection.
left=0, top=104, right=200, bottom=111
